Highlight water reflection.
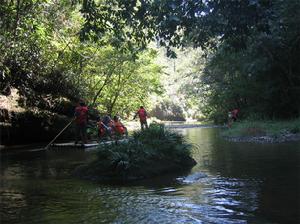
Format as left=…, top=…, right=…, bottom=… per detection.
left=1, top=127, right=299, bottom=223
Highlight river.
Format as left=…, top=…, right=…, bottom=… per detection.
left=1, top=127, right=299, bottom=223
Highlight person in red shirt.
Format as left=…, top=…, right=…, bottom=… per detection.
left=133, top=106, right=148, bottom=130
left=96, top=117, right=106, bottom=139
left=113, top=115, right=128, bottom=137
left=231, top=109, right=239, bottom=122
left=74, top=101, right=88, bottom=144
left=97, top=115, right=113, bottom=140
left=228, top=108, right=239, bottom=128
left=113, top=116, right=128, bottom=136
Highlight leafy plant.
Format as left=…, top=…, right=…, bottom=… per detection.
left=78, top=123, right=195, bottom=181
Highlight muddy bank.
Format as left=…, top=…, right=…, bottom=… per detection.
left=165, top=124, right=221, bottom=129
left=224, top=132, right=300, bottom=144
left=222, top=119, right=300, bottom=144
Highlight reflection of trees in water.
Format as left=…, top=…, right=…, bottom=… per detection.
left=183, top=128, right=260, bottom=218
left=0, top=190, right=27, bottom=223
left=1, top=149, right=91, bottom=180
left=0, top=149, right=96, bottom=223
left=0, top=154, right=47, bottom=222
left=186, top=127, right=300, bottom=223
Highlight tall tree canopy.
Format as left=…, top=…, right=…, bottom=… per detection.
left=0, top=0, right=162, bottom=118
left=80, top=0, right=299, bottom=120
left=80, top=0, right=277, bottom=50
left=1, top=0, right=299, bottom=122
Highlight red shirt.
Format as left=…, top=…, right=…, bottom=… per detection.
left=114, top=121, right=125, bottom=134
left=75, top=106, right=88, bottom=124
left=231, top=109, right=239, bottom=118
left=137, top=108, right=147, bottom=121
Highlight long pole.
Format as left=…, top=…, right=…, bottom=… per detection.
left=44, top=117, right=75, bottom=149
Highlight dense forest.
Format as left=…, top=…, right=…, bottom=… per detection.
left=1, top=0, right=299, bottom=139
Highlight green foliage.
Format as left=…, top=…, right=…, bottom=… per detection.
left=168, top=0, right=300, bottom=122
left=85, top=48, right=163, bottom=116
left=150, top=47, right=206, bottom=121
left=0, top=0, right=163, bottom=119
left=202, top=0, right=300, bottom=121
left=82, top=123, right=195, bottom=180
left=79, top=0, right=281, bottom=51
left=222, top=118, right=300, bottom=138
left=151, top=99, right=185, bottom=121
left=0, top=0, right=83, bottom=110
left=132, top=123, right=189, bottom=150
left=1, top=0, right=299, bottom=126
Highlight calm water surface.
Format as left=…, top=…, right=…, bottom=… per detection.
left=1, top=127, right=299, bottom=224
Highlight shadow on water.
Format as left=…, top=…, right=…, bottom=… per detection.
left=1, top=127, right=299, bottom=224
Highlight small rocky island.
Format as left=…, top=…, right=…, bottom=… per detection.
left=75, top=123, right=196, bottom=182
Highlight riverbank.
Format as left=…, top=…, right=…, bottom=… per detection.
left=0, top=122, right=218, bottom=152
left=222, top=118, right=300, bottom=143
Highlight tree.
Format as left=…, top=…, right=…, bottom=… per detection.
left=0, top=0, right=163, bottom=119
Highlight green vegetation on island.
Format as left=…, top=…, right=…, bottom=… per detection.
left=222, top=118, right=300, bottom=143
left=75, top=123, right=196, bottom=181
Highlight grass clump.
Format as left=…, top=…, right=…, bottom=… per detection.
left=222, top=117, right=300, bottom=137
left=75, top=123, right=196, bottom=181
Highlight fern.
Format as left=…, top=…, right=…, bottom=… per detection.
left=81, top=123, right=195, bottom=180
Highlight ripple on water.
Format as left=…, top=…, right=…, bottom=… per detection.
left=76, top=182, right=252, bottom=224
left=177, top=172, right=208, bottom=184
left=4, top=126, right=291, bottom=224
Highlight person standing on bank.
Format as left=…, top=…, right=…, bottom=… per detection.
left=74, top=100, right=88, bottom=144
left=227, top=108, right=239, bottom=128
left=133, top=106, right=148, bottom=130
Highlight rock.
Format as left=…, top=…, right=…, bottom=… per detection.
left=181, top=172, right=208, bottom=183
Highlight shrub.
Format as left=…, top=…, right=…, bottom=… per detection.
left=76, top=123, right=196, bottom=181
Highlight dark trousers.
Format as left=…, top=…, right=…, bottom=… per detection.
left=75, top=123, right=87, bottom=143
left=140, top=119, right=148, bottom=130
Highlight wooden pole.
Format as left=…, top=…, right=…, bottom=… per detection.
left=44, top=117, right=75, bottom=149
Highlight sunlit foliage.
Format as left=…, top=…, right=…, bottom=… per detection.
left=0, top=0, right=163, bottom=118
left=1, top=0, right=299, bottom=124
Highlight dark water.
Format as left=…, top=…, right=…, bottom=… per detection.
left=1, top=128, right=299, bottom=224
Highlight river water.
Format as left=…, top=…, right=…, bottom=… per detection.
left=1, top=127, right=299, bottom=224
